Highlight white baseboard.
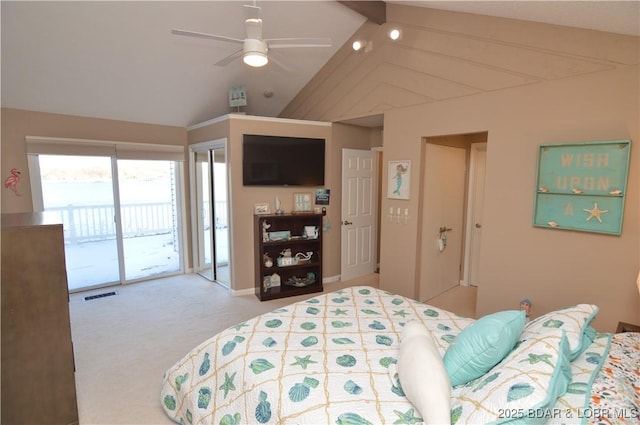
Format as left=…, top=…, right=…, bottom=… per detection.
left=231, top=288, right=255, bottom=297
left=323, top=275, right=341, bottom=284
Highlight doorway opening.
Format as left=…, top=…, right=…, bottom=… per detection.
left=190, top=139, right=231, bottom=287
left=418, top=132, right=488, bottom=302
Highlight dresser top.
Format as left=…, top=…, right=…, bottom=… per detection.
left=1, top=212, right=62, bottom=229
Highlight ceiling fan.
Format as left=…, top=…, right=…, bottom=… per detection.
left=171, top=2, right=332, bottom=69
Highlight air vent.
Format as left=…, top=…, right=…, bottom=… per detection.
left=84, top=291, right=118, bottom=301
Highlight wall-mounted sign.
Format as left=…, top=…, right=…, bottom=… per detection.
left=228, top=85, right=247, bottom=107
left=533, top=140, right=631, bottom=235
left=315, top=189, right=330, bottom=205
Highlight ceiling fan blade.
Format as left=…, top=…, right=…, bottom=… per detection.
left=214, top=49, right=243, bottom=67
left=266, top=37, right=332, bottom=49
left=171, top=29, right=244, bottom=44
left=268, top=51, right=295, bottom=73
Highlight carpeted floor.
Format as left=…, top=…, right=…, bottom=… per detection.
left=69, top=273, right=475, bottom=424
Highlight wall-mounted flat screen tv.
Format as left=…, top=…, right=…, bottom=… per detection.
left=243, top=134, right=325, bottom=186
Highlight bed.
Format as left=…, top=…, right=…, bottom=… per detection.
left=161, top=286, right=639, bottom=424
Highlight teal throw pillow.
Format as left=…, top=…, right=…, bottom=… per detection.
left=444, top=309, right=526, bottom=386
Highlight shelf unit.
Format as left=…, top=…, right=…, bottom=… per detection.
left=254, top=213, right=323, bottom=301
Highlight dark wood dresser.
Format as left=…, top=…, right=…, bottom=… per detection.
left=1, top=212, right=79, bottom=425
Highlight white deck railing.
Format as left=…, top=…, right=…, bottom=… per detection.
left=46, top=201, right=227, bottom=244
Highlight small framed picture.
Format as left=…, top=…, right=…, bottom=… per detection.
left=254, top=202, right=270, bottom=214
left=388, top=160, right=411, bottom=200
left=293, top=192, right=313, bottom=212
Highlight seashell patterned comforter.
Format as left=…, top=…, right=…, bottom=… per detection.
left=160, top=286, right=638, bottom=424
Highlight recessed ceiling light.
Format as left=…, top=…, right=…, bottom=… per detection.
left=389, top=28, right=401, bottom=41
left=352, top=40, right=363, bottom=51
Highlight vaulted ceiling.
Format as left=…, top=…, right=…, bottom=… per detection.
left=2, top=1, right=638, bottom=128
left=283, top=3, right=639, bottom=126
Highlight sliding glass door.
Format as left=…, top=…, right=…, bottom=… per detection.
left=39, top=155, right=120, bottom=290
left=117, top=159, right=182, bottom=281
left=34, top=154, right=183, bottom=292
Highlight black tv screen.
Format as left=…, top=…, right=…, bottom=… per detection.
left=243, top=134, right=325, bottom=186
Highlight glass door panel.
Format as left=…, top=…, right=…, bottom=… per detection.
left=194, top=151, right=213, bottom=280
left=212, top=151, right=230, bottom=286
left=39, top=155, right=120, bottom=291
left=117, top=159, right=182, bottom=280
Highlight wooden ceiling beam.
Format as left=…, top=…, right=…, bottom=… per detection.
left=338, top=1, right=386, bottom=25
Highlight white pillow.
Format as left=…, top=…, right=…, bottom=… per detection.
left=396, top=321, right=451, bottom=425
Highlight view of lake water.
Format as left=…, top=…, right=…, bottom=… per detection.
left=43, top=180, right=174, bottom=207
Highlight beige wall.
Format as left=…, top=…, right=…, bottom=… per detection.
left=382, top=66, right=639, bottom=333
left=1, top=108, right=187, bottom=214
left=187, top=116, right=333, bottom=292
left=281, top=5, right=640, bottom=332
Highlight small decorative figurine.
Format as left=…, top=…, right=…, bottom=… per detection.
left=263, top=253, right=273, bottom=268
left=262, top=220, right=271, bottom=242
left=520, top=298, right=532, bottom=320
left=274, top=196, right=283, bottom=215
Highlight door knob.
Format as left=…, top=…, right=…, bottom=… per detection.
left=342, top=220, right=353, bottom=225
left=475, top=223, right=482, bottom=228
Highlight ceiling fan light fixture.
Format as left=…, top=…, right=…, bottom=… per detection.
left=243, top=39, right=269, bottom=67
left=243, top=51, right=268, bottom=67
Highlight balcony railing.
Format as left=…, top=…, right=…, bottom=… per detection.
left=46, top=201, right=227, bottom=244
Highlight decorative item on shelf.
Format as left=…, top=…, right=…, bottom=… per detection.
left=269, top=272, right=281, bottom=287
left=303, top=226, right=318, bottom=239
left=274, top=196, right=283, bottom=215
left=294, top=251, right=313, bottom=265
left=262, top=221, right=271, bottom=242
left=277, top=248, right=297, bottom=266
left=293, top=192, right=313, bottom=212
left=263, top=253, right=273, bottom=268
left=263, top=275, right=271, bottom=291
left=268, top=230, right=291, bottom=241
left=254, top=202, right=270, bottom=215
left=284, top=276, right=315, bottom=287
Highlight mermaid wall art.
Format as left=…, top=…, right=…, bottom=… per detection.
left=387, top=160, right=411, bottom=200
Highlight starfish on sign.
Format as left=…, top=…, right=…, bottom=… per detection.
left=584, top=203, right=608, bottom=223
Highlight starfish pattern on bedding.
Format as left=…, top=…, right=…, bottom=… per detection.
left=219, top=372, right=236, bottom=398
left=393, top=408, right=423, bottom=424
left=393, top=309, right=409, bottom=318
left=332, top=308, right=348, bottom=315
left=230, top=322, right=249, bottom=331
left=291, top=355, right=317, bottom=369
left=520, top=352, right=554, bottom=368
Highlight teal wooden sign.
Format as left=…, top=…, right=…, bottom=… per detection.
left=533, top=140, right=631, bottom=235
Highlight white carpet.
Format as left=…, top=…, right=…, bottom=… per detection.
left=70, top=273, right=380, bottom=424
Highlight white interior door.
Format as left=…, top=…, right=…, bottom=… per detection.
left=341, top=149, right=376, bottom=281
left=419, top=144, right=466, bottom=301
left=464, top=143, right=487, bottom=286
